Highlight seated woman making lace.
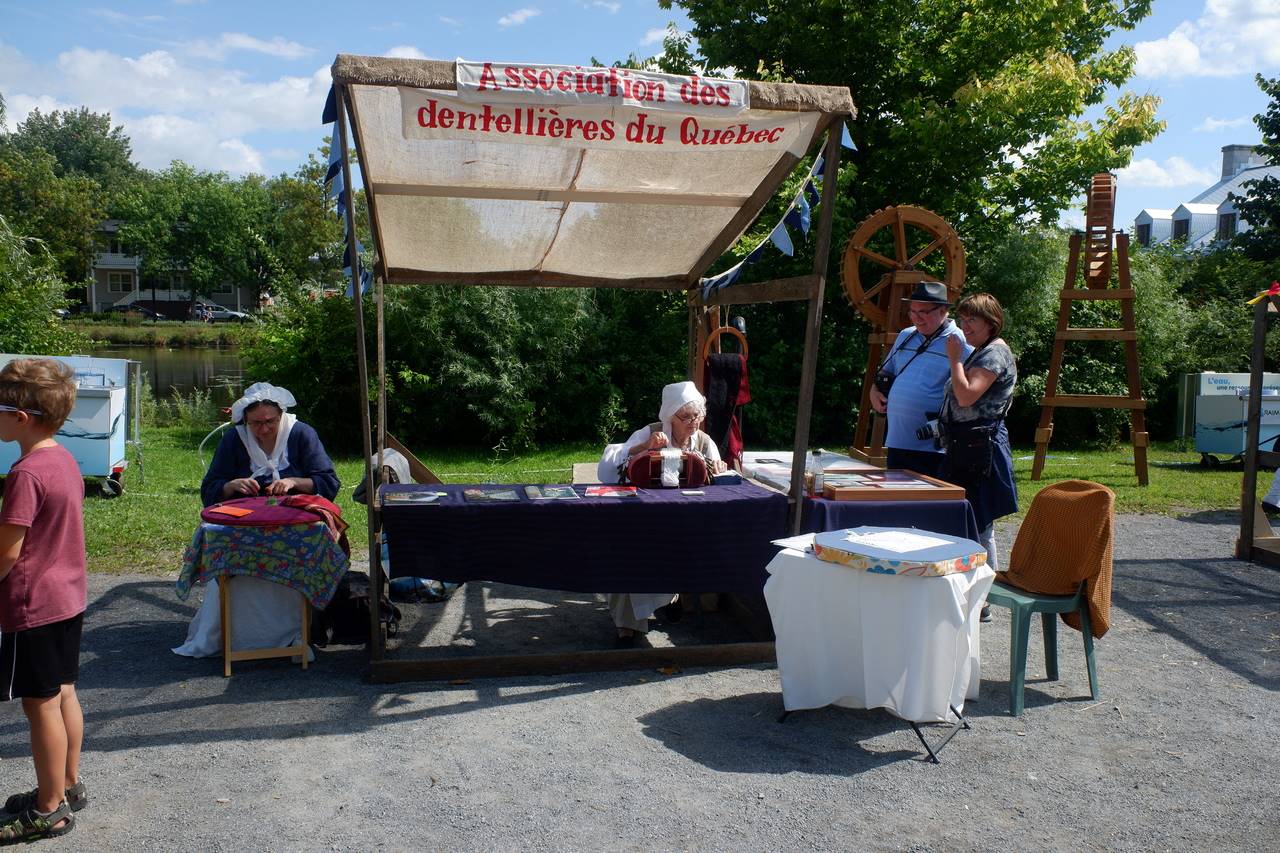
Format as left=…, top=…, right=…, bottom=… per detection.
left=200, top=382, right=339, bottom=507
left=596, top=381, right=727, bottom=645
left=176, top=382, right=341, bottom=660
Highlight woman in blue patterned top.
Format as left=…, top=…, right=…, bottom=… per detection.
left=942, top=293, right=1018, bottom=582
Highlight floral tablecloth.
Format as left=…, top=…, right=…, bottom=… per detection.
left=177, top=521, right=348, bottom=609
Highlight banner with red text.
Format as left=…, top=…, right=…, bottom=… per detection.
left=400, top=88, right=812, bottom=155
left=456, top=59, right=750, bottom=115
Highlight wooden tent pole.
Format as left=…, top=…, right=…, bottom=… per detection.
left=336, top=85, right=382, bottom=659
left=1238, top=297, right=1269, bottom=558
left=789, top=126, right=842, bottom=534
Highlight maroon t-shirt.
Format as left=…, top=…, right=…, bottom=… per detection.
left=0, top=444, right=87, bottom=632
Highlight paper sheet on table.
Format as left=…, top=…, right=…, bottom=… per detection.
left=771, top=533, right=816, bottom=551
left=843, top=530, right=951, bottom=553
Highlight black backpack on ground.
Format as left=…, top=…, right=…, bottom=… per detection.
left=313, top=570, right=401, bottom=647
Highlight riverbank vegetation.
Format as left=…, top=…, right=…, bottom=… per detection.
left=68, top=319, right=250, bottom=348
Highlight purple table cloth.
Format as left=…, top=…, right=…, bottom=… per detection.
left=177, top=521, right=349, bottom=609
left=799, top=497, right=981, bottom=542
left=381, top=483, right=790, bottom=593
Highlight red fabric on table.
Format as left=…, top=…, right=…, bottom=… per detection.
left=201, top=496, right=319, bottom=527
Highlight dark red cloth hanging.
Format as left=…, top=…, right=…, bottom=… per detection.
left=702, top=353, right=751, bottom=468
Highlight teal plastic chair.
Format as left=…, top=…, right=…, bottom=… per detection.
left=986, top=580, right=1098, bottom=716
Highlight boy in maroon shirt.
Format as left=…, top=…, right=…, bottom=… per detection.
left=0, top=359, right=88, bottom=843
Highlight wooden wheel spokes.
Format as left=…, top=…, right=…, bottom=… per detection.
left=840, top=206, right=966, bottom=330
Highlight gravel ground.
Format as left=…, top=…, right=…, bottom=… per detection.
left=1, top=511, right=1276, bottom=851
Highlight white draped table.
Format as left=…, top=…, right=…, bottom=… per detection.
left=764, top=548, right=995, bottom=723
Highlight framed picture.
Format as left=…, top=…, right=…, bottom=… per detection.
left=821, top=469, right=965, bottom=502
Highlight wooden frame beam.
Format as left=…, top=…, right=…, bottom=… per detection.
left=693, top=275, right=819, bottom=306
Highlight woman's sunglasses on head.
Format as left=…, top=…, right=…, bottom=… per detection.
left=0, top=404, right=43, bottom=416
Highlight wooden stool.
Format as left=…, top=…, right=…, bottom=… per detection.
left=218, top=575, right=312, bottom=678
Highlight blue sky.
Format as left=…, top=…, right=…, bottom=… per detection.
left=0, top=1, right=1275, bottom=233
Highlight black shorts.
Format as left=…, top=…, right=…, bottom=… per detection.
left=0, top=613, right=83, bottom=701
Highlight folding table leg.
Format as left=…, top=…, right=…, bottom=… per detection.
left=908, top=705, right=970, bottom=764
left=300, top=596, right=310, bottom=671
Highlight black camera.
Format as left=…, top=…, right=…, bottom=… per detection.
left=915, top=413, right=945, bottom=449
left=873, top=369, right=895, bottom=396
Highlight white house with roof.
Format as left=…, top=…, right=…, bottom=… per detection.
left=85, top=219, right=255, bottom=316
left=1134, top=144, right=1279, bottom=249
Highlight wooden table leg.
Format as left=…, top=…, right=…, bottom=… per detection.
left=219, top=577, right=232, bottom=678
left=300, top=596, right=310, bottom=671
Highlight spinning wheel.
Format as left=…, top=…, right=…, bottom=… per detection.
left=840, top=206, right=966, bottom=329
left=840, top=206, right=966, bottom=465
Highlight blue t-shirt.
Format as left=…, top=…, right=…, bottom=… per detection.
left=882, top=319, right=971, bottom=452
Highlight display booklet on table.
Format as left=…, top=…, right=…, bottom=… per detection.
left=585, top=485, right=639, bottom=497
left=525, top=485, right=581, bottom=500
left=383, top=490, right=447, bottom=504
left=462, top=488, right=522, bottom=502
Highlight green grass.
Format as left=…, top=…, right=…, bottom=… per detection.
left=1011, top=440, right=1260, bottom=517
left=73, top=428, right=1258, bottom=576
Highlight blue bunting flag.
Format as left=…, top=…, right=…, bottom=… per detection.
left=769, top=222, right=794, bottom=257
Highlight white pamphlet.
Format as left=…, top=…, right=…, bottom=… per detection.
left=842, top=530, right=952, bottom=553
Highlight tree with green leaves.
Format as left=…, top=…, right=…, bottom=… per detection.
left=0, top=146, right=104, bottom=283
left=1234, top=75, right=1280, bottom=262
left=115, top=163, right=257, bottom=316
left=3, top=107, right=136, bottom=197
left=657, top=0, right=1163, bottom=248
left=0, top=213, right=86, bottom=355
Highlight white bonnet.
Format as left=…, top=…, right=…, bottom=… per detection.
left=658, top=381, right=705, bottom=423
left=231, top=382, right=297, bottom=424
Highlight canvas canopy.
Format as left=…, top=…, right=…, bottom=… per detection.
left=328, top=56, right=855, bottom=677
left=331, top=55, right=854, bottom=289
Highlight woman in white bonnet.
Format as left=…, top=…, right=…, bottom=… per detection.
left=597, top=380, right=727, bottom=645
left=200, top=382, right=340, bottom=507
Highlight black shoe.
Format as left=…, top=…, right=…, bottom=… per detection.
left=980, top=605, right=992, bottom=623
left=659, top=601, right=684, bottom=624
left=613, top=632, right=637, bottom=649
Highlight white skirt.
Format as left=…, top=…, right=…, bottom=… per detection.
left=172, top=576, right=315, bottom=661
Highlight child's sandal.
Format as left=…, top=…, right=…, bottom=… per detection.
left=4, top=780, right=88, bottom=814
left=0, top=802, right=75, bottom=844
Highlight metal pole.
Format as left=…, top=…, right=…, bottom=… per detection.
left=335, top=85, right=382, bottom=658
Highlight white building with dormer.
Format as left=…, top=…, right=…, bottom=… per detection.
left=1134, top=144, right=1280, bottom=248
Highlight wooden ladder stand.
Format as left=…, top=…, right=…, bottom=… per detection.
left=1031, top=173, right=1149, bottom=485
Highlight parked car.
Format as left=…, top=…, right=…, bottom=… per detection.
left=107, top=304, right=167, bottom=320
left=206, top=305, right=253, bottom=323
left=52, top=308, right=71, bottom=320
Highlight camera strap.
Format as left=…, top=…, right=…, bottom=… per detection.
left=881, top=325, right=946, bottom=382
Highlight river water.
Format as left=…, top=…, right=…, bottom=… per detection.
left=89, top=345, right=245, bottom=403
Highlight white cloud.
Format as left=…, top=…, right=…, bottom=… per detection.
left=2, top=42, right=330, bottom=175
left=587, top=0, right=621, bottom=12
left=497, top=8, right=540, bottom=27
left=128, top=114, right=265, bottom=173
left=1135, top=1, right=1280, bottom=78
left=2, top=94, right=81, bottom=132
left=385, top=45, right=429, bottom=60
left=186, top=33, right=312, bottom=60
left=641, top=27, right=667, bottom=46
left=1116, top=156, right=1219, bottom=188
left=90, top=8, right=165, bottom=24
left=1195, top=115, right=1253, bottom=132
left=439, top=16, right=462, bottom=28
